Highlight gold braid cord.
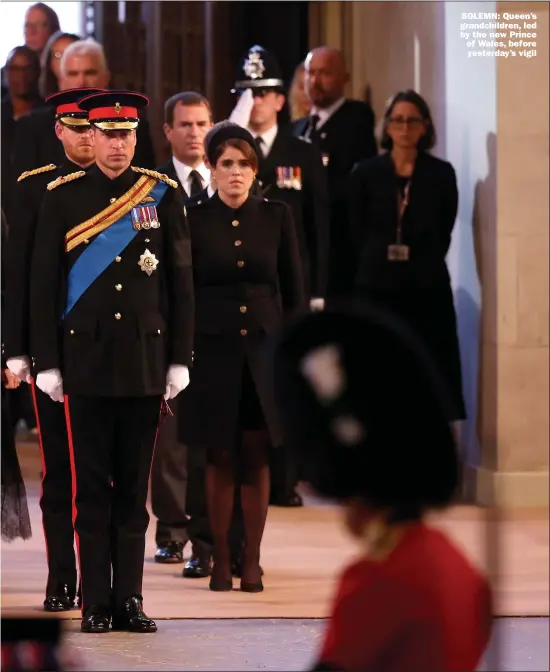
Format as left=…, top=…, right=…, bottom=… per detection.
left=132, top=166, right=178, bottom=189
left=47, top=171, right=86, bottom=191
left=17, top=164, right=56, bottom=182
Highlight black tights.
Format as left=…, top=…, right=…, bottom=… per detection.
left=206, top=430, right=269, bottom=584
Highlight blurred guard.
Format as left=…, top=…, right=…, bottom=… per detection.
left=29, top=91, right=194, bottom=634
left=4, top=88, right=104, bottom=612
left=272, top=305, right=492, bottom=672
left=231, top=45, right=330, bottom=507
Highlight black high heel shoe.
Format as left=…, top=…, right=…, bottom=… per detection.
left=240, top=549, right=263, bottom=593
left=209, top=555, right=233, bottom=591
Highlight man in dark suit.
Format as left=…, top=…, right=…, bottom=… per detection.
left=13, top=39, right=156, bottom=178
left=4, top=88, right=103, bottom=613
left=231, top=46, right=330, bottom=507
left=293, top=46, right=377, bottom=299
left=151, top=91, right=213, bottom=572
left=30, top=90, right=194, bottom=634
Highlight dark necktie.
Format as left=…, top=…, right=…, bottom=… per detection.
left=189, top=170, right=203, bottom=197
left=254, top=136, right=265, bottom=167
left=308, top=114, right=320, bottom=139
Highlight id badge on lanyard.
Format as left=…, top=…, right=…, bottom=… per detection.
left=387, top=180, right=411, bottom=262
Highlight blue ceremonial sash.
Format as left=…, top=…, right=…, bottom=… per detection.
left=63, top=180, right=169, bottom=317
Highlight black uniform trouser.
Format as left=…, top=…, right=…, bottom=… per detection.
left=30, top=380, right=77, bottom=596
left=150, top=411, right=189, bottom=546
left=64, top=393, right=161, bottom=611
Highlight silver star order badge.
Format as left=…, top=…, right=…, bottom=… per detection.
left=138, top=249, right=159, bottom=276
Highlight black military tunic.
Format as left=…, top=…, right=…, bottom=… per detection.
left=4, top=161, right=85, bottom=602
left=254, top=127, right=329, bottom=300
left=29, top=164, right=194, bottom=611
left=178, top=193, right=305, bottom=451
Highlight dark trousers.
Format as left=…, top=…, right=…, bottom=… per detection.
left=150, top=410, right=189, bottom=546
left=30, top=380, right=76, bottom=596
left=64, top=394, right=161, bottom=611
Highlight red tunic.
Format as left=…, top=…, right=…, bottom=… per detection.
left=318, top=523, right=492, bottom=672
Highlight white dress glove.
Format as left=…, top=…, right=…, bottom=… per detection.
left=228, top=88, right=254, bottom=128
left=6, top=356, right=32, bottom=383
left=310, top=298, right=325, bottom=312
left=35, top=368, right=64, bottom=403
left=164, top=364, right=190, bottom=400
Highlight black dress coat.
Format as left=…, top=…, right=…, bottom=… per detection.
left=255, top=127, right=329, bottom=300
left=178, top=193, right=305, bottom=450
left=30, top=164, right=194, bottom=397
left=348, top=151, right=466, bottom=420
left=293, top=100, right=377, bottom=297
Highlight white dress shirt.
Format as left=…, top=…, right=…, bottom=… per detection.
left=248, top=123, right=278, bottom=157
left=171, top=156, right=211, bottom=196
left=310, top=97, right=346, bottom=130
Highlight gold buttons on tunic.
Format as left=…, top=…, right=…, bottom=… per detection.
left=110, top=198, right=116, bottom=204
left=70, top=330, right=75, bottom=335
left=115, top=256, right=122, bottom=262
left=240, top=306, right=247, bottom=313
left=115, top=284, right=122, bottom=291
left=240, top=329, right=248, bottom=336
left=84, top=239, right=89, bottom=245
left=237, top=260, right=245, bottom=268
left=232, top=220, right=239, bottom=227
left=115, top=312, right=122, bottom=320
left=234, top=240, right=242, bottom=247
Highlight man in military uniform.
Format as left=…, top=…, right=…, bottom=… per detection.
left=230, top=45, right=330, bottom=507
left=30, top=91, right=194, bottom=634
left=4, top=87, right=104, bottom=612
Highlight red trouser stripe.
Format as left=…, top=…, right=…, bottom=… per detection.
left=29, top=377, right=50, bottom=592
left=63, top=394, right=83, bottom=614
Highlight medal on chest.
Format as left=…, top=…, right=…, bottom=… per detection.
left=276, top=166, right=302, bottom=191
left=131, top=205, right=160, bottom=231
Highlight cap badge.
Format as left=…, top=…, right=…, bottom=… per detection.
left=114, top=102, right=122, bottom=115
left=243, top=50, right=265, bottom=80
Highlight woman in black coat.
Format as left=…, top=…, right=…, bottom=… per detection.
left=348, top=90, right=466, bottom=422
left=178, top=123, right=305, bottom=592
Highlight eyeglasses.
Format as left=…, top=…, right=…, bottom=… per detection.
left=388, top=117, right=424, bottom=128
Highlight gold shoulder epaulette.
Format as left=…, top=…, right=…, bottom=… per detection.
left=17, top=163, right=56, bottom=182
left=47, top=171, right=86, bottom=191
left=132, top=166, right=178, bottom=189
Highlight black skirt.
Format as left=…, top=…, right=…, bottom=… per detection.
left=359, top=285, right=466, bottom=421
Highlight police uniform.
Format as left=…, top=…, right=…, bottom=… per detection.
left=4, top=88, right=104, bottom=612
left=29, top=91, right=194, bottom=634
left=233, top=46, right=329, bottom=507
left=293, top=97, right=377, bottom=299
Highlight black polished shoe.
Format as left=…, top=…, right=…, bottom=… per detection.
left=154, top=541, right=185, bottom=564
left=182, top=553, right=211, bottom=578
left=43, top=584, right=75, bottom=612
left=111, top=596, right=157, bottom=633
left=81, top=605, right=111, bottom=633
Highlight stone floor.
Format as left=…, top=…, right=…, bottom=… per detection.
left=56, top=617, right=549, bottom=671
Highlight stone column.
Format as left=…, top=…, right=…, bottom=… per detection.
left=472, top=2, right=549, bottom=506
